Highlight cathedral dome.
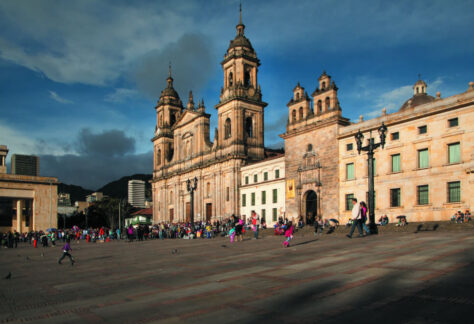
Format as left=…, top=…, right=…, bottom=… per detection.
left=399, top=78, right=435, bottom=111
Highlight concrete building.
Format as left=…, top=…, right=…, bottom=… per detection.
left=240, top=154, right=285, bottom=226
left=128, top=179, right=146, bottom=208
left=282, top=74, right=474, bottom=223
left=0, top=145, right=58, bottom=232
left=86, top=192, right=104, bottom=203
left=11, top=154, right=40, bottom=176
left=0, top=145, right=7, bottom=174
left=152, top=11, right=267, bottom=223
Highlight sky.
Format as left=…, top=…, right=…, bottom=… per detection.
left=0, top=0, right=473, bottom=190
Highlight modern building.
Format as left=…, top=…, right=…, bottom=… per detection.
left=86, top=192, right=104, bottom=203
left=240, top=154, right=285, bottom=226
left=0, top=145, right=58, bottom=232
left=58, top=193, right=72, bottom=206
left=128, top=179, right=146, bottom=208
left=282, top=74, right=474, bottom=223
left=11, top=154, right=40, bottom=176
left=152, top=10, right=267, bottom=223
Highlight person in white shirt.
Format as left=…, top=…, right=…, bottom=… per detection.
left=346, top=198, right=364, bottom=238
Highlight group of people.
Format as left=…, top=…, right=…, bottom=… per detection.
left=451, top=210, right=471, bottom=223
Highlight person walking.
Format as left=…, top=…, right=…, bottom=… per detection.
left=58, top=239, right=75, bottom=265
left=283, top=221, right=294, bottom=247
left=360, top=201, right=370, bottom=235
left=346, top=198, right=363, bottom=238
left=252, top=211, right=260, bottom=240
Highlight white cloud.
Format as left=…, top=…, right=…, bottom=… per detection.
left=362, top=77, right=445, bottom=119
left=104, top=88, right=140, bottom=103
left=0, top=0, right=196, bottom=86
left=49, top=90, right=73, bottom=104
left=0, top=120, right=70, bottom=156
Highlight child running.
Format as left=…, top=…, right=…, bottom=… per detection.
left=283, top=221, right=294, bottom=247
left=229, top=226, right=236, bottom=243
left=58, top=239, right=75, bottom=265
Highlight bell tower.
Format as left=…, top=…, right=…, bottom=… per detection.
left=215, top=5, right=267, bottom=161
left=152, top=66, right=183, bottom=172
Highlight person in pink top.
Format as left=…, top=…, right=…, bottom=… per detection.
left=283, top=221, right=294, bottom=247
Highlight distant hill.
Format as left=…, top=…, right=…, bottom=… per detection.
left=58, top=183, right=93, bottom=204
left=97, top=174, right=152, bottom=200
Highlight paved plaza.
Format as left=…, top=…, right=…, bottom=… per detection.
left=1, top=228, right=473, bottom=324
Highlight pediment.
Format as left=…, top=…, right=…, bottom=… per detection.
left=173, top=110, right=200, bottom=129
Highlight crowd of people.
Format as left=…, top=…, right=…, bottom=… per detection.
left=1, top=206, right=472, bottom=250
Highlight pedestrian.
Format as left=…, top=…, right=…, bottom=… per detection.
left=360, top=201, right=370, bottom=235
left=251, top=211, right=259, bottom=239
left=347, top=198, right=364, bottom=238
left=229, top=226, right=236, bottom=243
left=283, top=221, right=294, bottom=247
left=313, top=216, right=321, bottom=237
left=58, top=239, right=75, bottom=265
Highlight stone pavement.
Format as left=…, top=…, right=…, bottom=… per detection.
left=1, top=230, right=473, bottom=324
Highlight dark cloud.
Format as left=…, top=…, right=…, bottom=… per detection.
left=77, top=128, right=135, bottom=156
left=132, top=33, right=216, bottom=99
left=37, top=128, right=150, bottom=190
left=40, top=151, right=152, bottom=190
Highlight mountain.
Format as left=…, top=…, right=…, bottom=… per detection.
left=97, top=174, right=152, bottom=200
left=58, top=183, right=93, bottom=204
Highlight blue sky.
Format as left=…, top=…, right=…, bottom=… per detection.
left=0, top=0, right=473, bottom=189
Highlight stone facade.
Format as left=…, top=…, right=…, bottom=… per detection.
left=152, top=14, right=267, bottom=223
left=281, top=73, right=350, bottom=223
left=338, top=81, right=474, bottom=223
left=0, top=147, right=58, bottom=233
left=282, top=75, right=474, bottom=223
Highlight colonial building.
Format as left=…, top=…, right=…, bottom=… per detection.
left=0, top=145, right=58, bottom=232
left=282, top=75, right=474, bottom=223
left=281, top=72, right=350, bottom=224
left=239, top=153, right=285, bottom=226
left=338, top=80, right=474, bottom=222
left=152, top=12, right=267, bottom=223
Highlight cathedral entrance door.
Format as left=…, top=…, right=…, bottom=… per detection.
left=169, top=208, right=174, bottom=223
left=303, top=190, right=317, bottom=225
left=206, top=203, right=212, bottom=222
left=186, top=202, right=191, bottom=223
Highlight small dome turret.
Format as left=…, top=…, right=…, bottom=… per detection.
left=399, top=78, right=435, bottom=111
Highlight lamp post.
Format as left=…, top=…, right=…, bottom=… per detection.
left=186, top=177, right=198, bottom=232
left=354, top=122, right=387, bottom=234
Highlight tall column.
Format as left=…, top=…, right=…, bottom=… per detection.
left=16, top=199, right=22, bottom=233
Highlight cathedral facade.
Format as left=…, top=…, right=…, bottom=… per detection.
left=151, top=14, right=266, bottom=223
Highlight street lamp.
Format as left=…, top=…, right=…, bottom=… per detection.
left=354, top=122, right=387, bottom=234
left=186, top=177, right=198, bottom=232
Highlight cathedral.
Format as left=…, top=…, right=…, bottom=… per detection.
left=152, top=10, right=473, bottom=225
left=151, top=11, right=267, bottom=223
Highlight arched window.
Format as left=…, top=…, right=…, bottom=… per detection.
left=416, top=87, right=419, bottom=94
left=244, top=69, right=251, bottom=87
left=225, top=118, right=232, bottom=139
left=170, top=112, right=176, bottom=125
left=422, top=86, right=424, bottom=93
left=167, top=143, right=173, bottom=162
left=292, top=109, right=297, bottom=122
left=299, top=107, right=303, bottom=120
left=157, top=149, right=161, bottom=166
left=206, top=182, right=211, bottom=197
left=325, top=97, right=330, bottom=110
left=245, top=117, right=253, bottom=138
left=158, top=113, right=163, bottom=127
left=228, top=72, right=233, bottom=87
left=307, top=144, right=313, bottom=152
left=317, top=100, right=322, bottom=113
left=296, top=92, right=300, bottom=100
left=169, top=191, right=173, bottom=204
left=322, top=81, right=326, bottom=89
